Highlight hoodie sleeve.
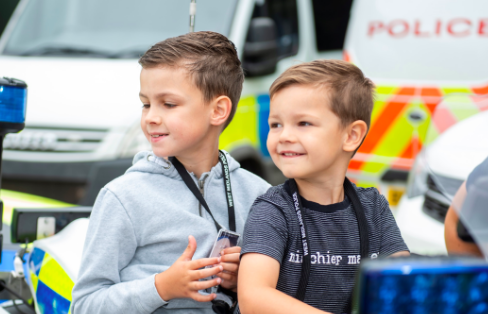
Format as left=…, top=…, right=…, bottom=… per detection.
left=71, top=188, right=167, bottom=314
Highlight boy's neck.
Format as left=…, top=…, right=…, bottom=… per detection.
left=174, top=141, right=220, bottom=179
left=295, top=172, right=346, bottom=206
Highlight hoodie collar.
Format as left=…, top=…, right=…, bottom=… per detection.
left=127, top=150, right=240, bottom=180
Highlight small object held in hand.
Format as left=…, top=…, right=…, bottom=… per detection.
left=201, top=229, right=240, bottom=295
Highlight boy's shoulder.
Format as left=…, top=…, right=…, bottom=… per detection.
left=352, top=183, right=389, bottom=214
left=251, top=180, right=388, bottom=217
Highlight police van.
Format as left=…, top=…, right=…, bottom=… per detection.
left=1, top=0, right=488, bottom=311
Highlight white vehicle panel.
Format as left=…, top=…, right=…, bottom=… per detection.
left=396, top=195, right=447, bottom=255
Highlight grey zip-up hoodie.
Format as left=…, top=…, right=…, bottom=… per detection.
left=71, top=151, right=271, bottom=314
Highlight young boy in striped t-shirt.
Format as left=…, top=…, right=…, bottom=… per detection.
left=238, top=60, right=409, bottom=314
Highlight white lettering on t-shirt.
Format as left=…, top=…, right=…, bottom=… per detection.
left=288, top=252, right=379, bottom=265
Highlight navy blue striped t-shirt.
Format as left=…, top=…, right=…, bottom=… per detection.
left=241, top=180, right=409, bottom=314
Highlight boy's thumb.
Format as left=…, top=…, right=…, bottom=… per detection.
left=180, top=235, right=197, bottom=261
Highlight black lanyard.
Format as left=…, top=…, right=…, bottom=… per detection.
left=288, top=178, right=370, bottom=303
left=170, top=151, right=236, bottom=232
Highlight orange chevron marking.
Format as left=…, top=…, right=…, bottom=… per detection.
left=359, top=99, right=409, bottom=154
left=472, top=84, right=488, bottom=95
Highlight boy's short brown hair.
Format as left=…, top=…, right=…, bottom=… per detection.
left=139, top=31, right=244, bottom=129
left=270, top=59, right=375, bottom=130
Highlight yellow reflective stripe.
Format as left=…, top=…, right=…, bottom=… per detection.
left=360, top=155, right=389, bottom=175
left=371, top=100, right=388, bottom=126
left=375, top=86, right=398, bottom=95
left=1, top=189, right=73, bottom=225
left=441, top=87, right=471, bottom=95
left=30, top=270, right=38, bottom=292
left=417, top=103, right=433, bottom=143
left=220, top=96, right=258, bottom=151
left=370, top=105, right=412, bottom=158
left=38, top=253, right=74, bottom=301
left=1, top=189, right=72, bottom=206
left=424, top=124, right=440, bottom=146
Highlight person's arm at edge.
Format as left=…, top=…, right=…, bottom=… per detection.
left=238, top=253, right=331, bottom=314
left=444, top=182, right=483, bottom=257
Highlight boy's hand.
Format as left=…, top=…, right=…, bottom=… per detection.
left=155, top=236, right=223, bottom=302
left=217, top=246, right=241, bottom=292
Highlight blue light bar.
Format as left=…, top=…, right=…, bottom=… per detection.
left=354, top=256, right=488, bottom=314
left=0, top=77, right=27, bottom=133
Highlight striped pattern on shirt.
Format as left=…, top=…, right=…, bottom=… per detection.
left=240, top=180, right=409, bottom=314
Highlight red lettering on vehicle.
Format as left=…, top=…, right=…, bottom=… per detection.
left=479, top=19, right=488, bottom=36
left=414, top=20, right=430, bottom=37
left=368, top=21, right=385, bottom=36
left=435, top=20, right=442, bottom=36
left=388, top=20, right=409, bottom=38
left=447, top=18, right=471, bottom=37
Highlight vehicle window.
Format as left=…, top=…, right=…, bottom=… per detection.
left=0, top=0, right=19, bottom=37
left=312, top=0, right=354, bottom=51
left=251, top=0, right=299, bottom=59
left=2, top=0, right=238, bottom=58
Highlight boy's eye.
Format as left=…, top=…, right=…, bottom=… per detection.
left=270, top=122, right=282, bottom=128
left=142, top=104, right=150, bottom=109
left=164, top=103, right=176, bottom=108
left=299, top=121, right=311, bottom=126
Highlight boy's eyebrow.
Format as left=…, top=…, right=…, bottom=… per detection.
left=138, top=92, right=180, bottom=100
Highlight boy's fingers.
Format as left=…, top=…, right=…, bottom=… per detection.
left=220, top=252, right=240, bottom=263
left=192, top=265, right=223, bottom=280
left=216, top=272, right=236, bottom=282
left=190, top=257, right=220, bottom=270
left=221, top=246, right=241, bottom=255
left=191, top=277, right=221, bottom=291
left=179, top=236, right=197, bottom=262
left=190, top=292, right=217, bottom=303
left=220, top=262, right=239, bottom=273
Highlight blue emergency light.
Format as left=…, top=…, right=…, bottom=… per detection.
left=0, top=77, right=27, bottom=135
left=353, top=256, right=488, bottom=314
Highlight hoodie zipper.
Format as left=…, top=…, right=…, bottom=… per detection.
left=198, top=174, right=209, bottom=217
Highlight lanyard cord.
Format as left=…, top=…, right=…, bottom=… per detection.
left=170, top=151, right=236, bottom=232
left=289, top=178, right=370, bottom=302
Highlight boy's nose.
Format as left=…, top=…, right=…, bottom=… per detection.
left=278, top=125, right=296, bottom=143
left=145, top=109, right=162, bottom=125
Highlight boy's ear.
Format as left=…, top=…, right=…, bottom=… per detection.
left=343, top=120, right=368, bottom=153
left=210, top=95, right=232, bottom=128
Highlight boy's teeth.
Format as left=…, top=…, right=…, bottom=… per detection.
left=284, top=153, right=299, bottom=156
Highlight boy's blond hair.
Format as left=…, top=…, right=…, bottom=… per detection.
left=139, top=31, right=244, bottom=129
left=270, top=59, right=375, bottom=130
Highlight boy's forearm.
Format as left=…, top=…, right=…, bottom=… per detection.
left=239, top=286, right=331, bottom=314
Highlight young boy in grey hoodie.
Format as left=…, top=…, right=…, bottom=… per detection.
left=71, top=32, right=270, bottom=314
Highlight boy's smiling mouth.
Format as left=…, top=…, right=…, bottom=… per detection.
left=279, top=151, right=305, bottom=157
left=149, top=132, right=169, bottom=142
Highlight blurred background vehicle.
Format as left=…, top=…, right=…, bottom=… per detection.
left=396, top=95, right=488, bottom=255
left=344, top=0, right=488, bottom=208
left=0, top=0, right=353, bottom=206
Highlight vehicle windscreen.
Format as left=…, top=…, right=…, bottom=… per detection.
left=2, top=0, right=237, bottom=58
left=345, top=0, right=488, bottom=82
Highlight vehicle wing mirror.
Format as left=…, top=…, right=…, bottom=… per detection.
left=11, top=206, right=92, bottom=243
left=242, top=17, right=278, bottom=77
